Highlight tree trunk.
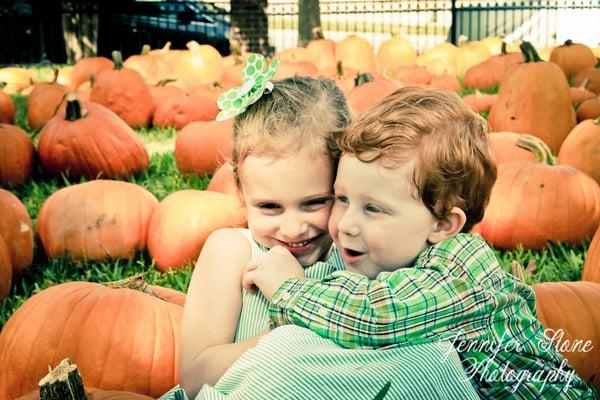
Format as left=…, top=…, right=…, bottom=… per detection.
left=61, top=0, right=99, bottom=63
left=298, top=0, right=321, bottom=47
left=230, top=0, right=270, bottom=55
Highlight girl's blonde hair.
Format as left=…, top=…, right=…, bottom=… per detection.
left=337, top=86, right=496, bottom=232
left=231, top=76, right=352, bottom=187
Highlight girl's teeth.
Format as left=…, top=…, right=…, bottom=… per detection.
left=287, top=240, right=310, bottom=248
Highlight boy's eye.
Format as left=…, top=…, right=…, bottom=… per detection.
left=258, top=203, right=280, bottom=210
left=365, top=204, right=381, bottom=214
left=336, top=195, right=348, bottom=204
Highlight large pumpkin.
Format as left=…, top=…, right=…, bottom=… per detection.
left=147, top=190, right=247, bottom=271
left=152, top=92, right=218, bottom=129
left=71, top=56, right=113, bottom=89
left=175, top=119, right=233, bottom=176
left=0, top=124, right=36, bottom=186
left=377, top=36, right=417, bottom=74
left=558, top=118, right=600, bottom=184
left=36, top=180, right=158, bottom=261
left=0, top=235, right=11, bottom=299
left=488, top=132, right=538, bottom=164
left=0, top=189, right=33, bottom=279
left=582, top=225, right=600, bottom=283
left=533, top=281, right=600, bottom=389
left=489, top=42, right=576, bottom=154
left=0, top=277, right=182, bottom=399
left=549, top=40, right=597, bottom=79
left=90, top=51, right=154, bottom=128
left=0, top=85, right=15, bottom=124
left=38, top=95, right=149, bottom=180
left=477, top=136, right=600, bottom=250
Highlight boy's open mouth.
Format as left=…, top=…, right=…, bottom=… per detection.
left=341, top=247, right=365, bottom=263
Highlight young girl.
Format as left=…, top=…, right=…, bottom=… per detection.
left=160, top=59, right=480, bottom=400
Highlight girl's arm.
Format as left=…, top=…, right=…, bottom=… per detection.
left=179, top=228, right=261, bottom=398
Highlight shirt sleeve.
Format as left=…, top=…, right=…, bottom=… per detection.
left=269, top=238, right=496, bottom=349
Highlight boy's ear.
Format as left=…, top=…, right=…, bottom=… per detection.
left=428, top=207, right=467, bottom=244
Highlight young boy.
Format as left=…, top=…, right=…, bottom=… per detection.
left=242, top=86, right=597, bottom=399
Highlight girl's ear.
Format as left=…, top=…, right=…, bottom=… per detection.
left=427, top=207, right=467, bottom=244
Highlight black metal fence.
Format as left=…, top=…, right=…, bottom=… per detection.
left=1, top=0, right=599, bottom=65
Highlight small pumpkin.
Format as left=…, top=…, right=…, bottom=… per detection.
left=0, top=189, right=33, bottom=279
left=477, top=135, right=600, bottom=250
left=27, top=70, right=69, bottom=131
left=38, top=95, right=149, bottom=179
left=377, top=36, right=417, bottom=74
left=0, top=83, right=15, bottom=124
left=574, top=64, right=600, bottom=95
left=175, top=119, right=233, bottom=176
left=0, top=235, right=11, bottom=299
left=71, top=56, right=113, bottom=89
left=0, top=67, right=33, bottom=94
left=549, top=39, right=597, bottom=79
left=463, top=91, right=497, bottom=113
left=569, top=79, right=596, bottom=107
left=0, top=276, right=182, bottom=399
left=336, top=35, right=377, bottom=74
left=533, top=281, right=600, bottom=389
left=0, top=124, right=35, bottom=187
left=576, top=97, right=600, bottom=122
left=149, top=79, right=186, bottom=110
left=489, top=42, right=576, bottom=154
left=318, top=61, right=357, bottom=94
left=274, top=60, right=319, bottom=80
left=558, top=117, right=600, bottom=184
left=582, top=225, right=600, bottom=284
left=207, top=162, right=239, bottom=197
left=463, top=42, right=524, bottom=90
left=147, top=190, right=247, bottom=271
left=152, top=92, right=218, bottom=129
left=347, top=73, right=401, bottom=115
left=123, top=44, right=170, bottom=85
left=36, top=180, right=158, bottom=261
left=90, top=51, right=154, bottom=128
left=173, top=41, right=222, bottom=88
left=390, top=66, right=432, bottom=85
left=429, top=74, right=462, bottom=92
left=307, top=27, right=336, bottom=71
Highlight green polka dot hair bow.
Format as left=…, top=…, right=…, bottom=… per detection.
left=216, top=54, right=280, bottom=121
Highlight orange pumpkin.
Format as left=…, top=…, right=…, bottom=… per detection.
left=574, top=65, right=600, bottom=95
left=477, top=136, right=600, bottom=250
left=463, top=42, right=524, bottom=89
left=318, top=62, right=357, bottom=94
left=0, top=67, right=33, bottom=94
left=463, top=91, right=497, bottom=113
left=533, top=281, right=600, bottom=389
left=26, top=71, right=69, bottom=131
left=347, top=73, right=401, bottom=115
left=0, top=189, right=33, bottom=280
left=488, top=132, right=537, bottom=164
left=569, top=80, right=596, bottom=107
left=489, top=42, right=576, bottom=154
left=0, top=124, right=35, bottom=187
left=429, top=74, right=462, bottom=92
left=124, top=44, right=170, bottom=85
left=18, top=387, right=154, bottom=400
left=147, top=190, right=247, bottom=271
left=220, top=56, right=245, bottom=87
left=207, top=162, right=239, bottom=197
left=0, top=235, right=11, bottom=299
left=175, top=119, right=233, bottom=176
left=550, top=40, right=597, bottom=79
left=38, top=96, right=149, bottom=179
left=582, top=226, right=600, bottom=283
left=576, top=97, right=600, bottom=122
left=390, top=66, right=432, bottom=85
left=0, top=85, right=15, bottom=124
left=149, top=80, right=186, bottom=110
left=71, top=56, right=113, bottom=89
left=152, top=93, right=218, bottom=129
left=36, top=180, right=158, bottom=261
left=558, top=118, right=600, bottom=184
left=336, top=35, right=377, bottom=74
left=274, top=60, right=319, bottom=80
left=90, top=51, right=154, bottom=128
left=0, top=278, right=182, bottom=399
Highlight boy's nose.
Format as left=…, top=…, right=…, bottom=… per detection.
left=337, top=212, right=360, bottom=237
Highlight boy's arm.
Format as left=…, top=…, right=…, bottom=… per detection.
left=268, top=236, right=496, bottom=349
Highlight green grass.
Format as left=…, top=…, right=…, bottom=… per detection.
left=0, top=87, right=592, bottom=329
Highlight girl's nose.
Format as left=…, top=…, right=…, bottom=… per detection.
left=279, top=214, right=309, bottom=240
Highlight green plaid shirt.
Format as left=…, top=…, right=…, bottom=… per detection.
left=269, top=233, right=597, bottom=399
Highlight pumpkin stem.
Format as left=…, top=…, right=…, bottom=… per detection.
left=52, top=68, right=59, bottom=84
left=111, top=50, right=124, bottom=70
left=594, top=117, right=600, bottom=126
left=65, top=93, right=87, bottom=121
left=336, top=61, right=344, bottom=78
left=141, top=44, right=151, bottom=56
left=580, top=78, right=590, bottom=90
left=103, top=273, right=163, bottom=299
left=515, top=134, right=557, bottom=165
left=0, top=81, right=6, bottom=90
left=355, top=72, right=374, bottom=87
left=156, top=78, right=177, bottom=87
left=311, top=26, right=325, bottom=40
left=230, top=39, right=243, bottom=56
left=501, top=41, right=507, bottom=55
left=186, top=40, right=202, bottom=52
left=520, top=41, right=543, bottom=63
left=162, top=41, right=172, bottom=52
left=563, top=39, right=574, bottom=46
left=39, top=358, right=87, bottom=400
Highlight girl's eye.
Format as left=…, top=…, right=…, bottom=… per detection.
left=365, top=204, right=381, bottom=214
left=304, top=198, right=331, bottom=208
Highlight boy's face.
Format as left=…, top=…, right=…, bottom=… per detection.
left=240, top=153, right=334, bottom=266
left=329, top=155, right=438, bottom=278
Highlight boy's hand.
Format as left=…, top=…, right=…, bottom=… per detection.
left=242, top=246, right=305, bottom=300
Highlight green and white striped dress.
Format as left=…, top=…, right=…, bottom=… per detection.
left=160, top=229, right=480, bottom=400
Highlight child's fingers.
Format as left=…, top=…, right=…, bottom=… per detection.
left=241, top=270, right=257, bottom=293
left=244, top=261, right=258, bottom=273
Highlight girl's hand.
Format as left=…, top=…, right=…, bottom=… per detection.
left=242, top=246, right=305, bottom=300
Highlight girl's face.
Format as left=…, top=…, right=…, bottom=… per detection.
left=239, top=152, right=335, bottom=266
